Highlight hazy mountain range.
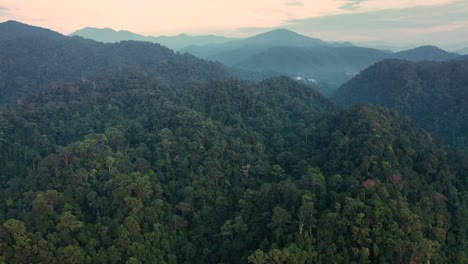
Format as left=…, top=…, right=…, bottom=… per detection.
left=457, top=47, right=468, bottom=55
left=179, top=30, right=460, bottom=93
left=70, top=27, right=237, bottom=50
left=351, top=41, right=416, bottom=52
left=0, top=20, right=232, bottom=104
left=72, top=26, right=462, bottom=94
left=179, top=29, right=353, bottom=58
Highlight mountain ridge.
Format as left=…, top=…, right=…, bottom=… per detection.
left=0, top=20, right=231, bottom=104
left=70, top=26, right=237, bottom=50
left=0, top=20, right=64, bottom=41
left=225, top=44, right=458, bottom=95
left=390, top=45, right=459, bottom=61
left=179, top=28, right=352, bottom=58
left=333, top=59, right=468, bottom=151
left=457, top=47, right=468, bottom=55
left=180, top=30, right=460, bottom=95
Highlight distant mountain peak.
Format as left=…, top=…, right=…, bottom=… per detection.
left=249, top=28, right=309, bottom=39
left=0, top=20, right=64, bottom=39
left=410, top=45, right=446, bottom=51
left=3, top=20, right=22, bottom=25
left=69, top=26, right=235, bottom=50
left=73, top=27, right=119, bottom=33
left=77, top=27, right=136, bottom=36
left=265, top=28, right=298, bottom=34
left=391, top=45, right=459, bottom=61
left=237, top=28, right=331, bottom=48
left=1, top=20, right=41, bottom=29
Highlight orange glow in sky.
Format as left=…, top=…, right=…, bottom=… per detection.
left=0, top=0, right=461, bottom=36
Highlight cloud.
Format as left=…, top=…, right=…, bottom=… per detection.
left=0, top=5, right=10, bottom=15
left=284, top=1, right=468, bottom=47
left=340, top=0, right=367, bottom=10
left=285, top=1, right=306, bottom=7
left=288, top=1, right=468, bottom=30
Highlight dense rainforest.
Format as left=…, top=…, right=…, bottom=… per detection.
left=0, top=20, right=231, bottom=104
left=0, top=21, right=467, bottom=264
left=333, top=59, right=468, bottom=152
left=0, top=68, right=466, bottom=263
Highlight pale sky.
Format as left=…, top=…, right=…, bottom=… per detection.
left=1, top=0, right=467, bottom=48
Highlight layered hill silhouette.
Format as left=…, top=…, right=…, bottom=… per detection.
left=457, top=47, right=468, bottom=55
left=70, top=27, right=236, bottom=50
left=234, top=46, right=389, bottom=92
left=70, top=26, right=461, bottom=95
left=181, top=31, right=459, bottom=93
left=0, top=20, right=231, bottom=104
left=180, top=28, right=352, bottom=63
left=0, top=20, right=466, bottom=263
left=334, top=59, right=468, bottom=151
left=390, top=45, right=459, bottom=61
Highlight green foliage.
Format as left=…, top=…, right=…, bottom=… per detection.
left=0, top=21, right=231, bottom=104
left=0, top=22, right=466, bottom=263
left=334, top=59, right=468, bottom=152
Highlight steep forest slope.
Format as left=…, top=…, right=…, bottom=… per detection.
left=0, top=20, right=230, bottom=104
left=334, top=59, right=468, bottom=151
left=0, top=68, right=466, bottom=263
